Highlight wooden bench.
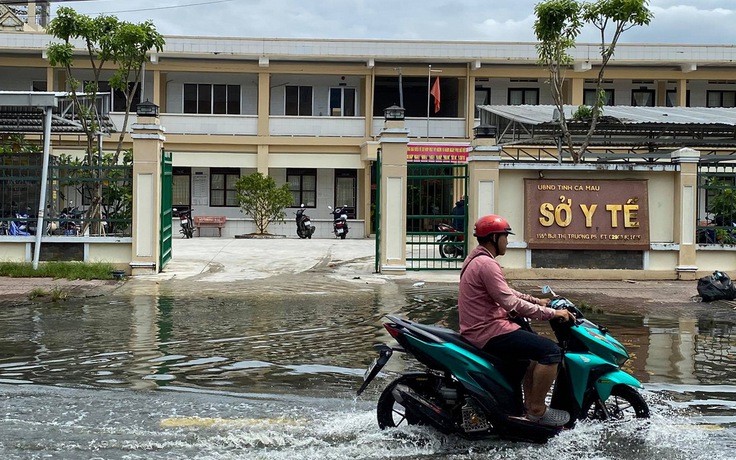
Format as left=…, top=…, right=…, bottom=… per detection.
left=193, top=216, right=226, bottom=237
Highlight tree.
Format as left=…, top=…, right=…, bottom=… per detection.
left=45, top=7, right=164, bottom=232
left=46, top=7, right=165, bottom=164
left=234, top=172, right=293, bottom=235
left=535, top=0, right=653, bottom=163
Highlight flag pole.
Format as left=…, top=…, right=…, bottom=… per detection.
left=426, top=65, right=431, bottom=141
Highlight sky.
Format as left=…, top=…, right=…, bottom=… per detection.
left=51, top=0, right=736, bottom=44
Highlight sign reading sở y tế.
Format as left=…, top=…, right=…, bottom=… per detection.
left=524, top=179, right=650, bottom=250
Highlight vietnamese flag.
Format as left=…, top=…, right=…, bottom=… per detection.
left=431, top=77, right=440, bottom=113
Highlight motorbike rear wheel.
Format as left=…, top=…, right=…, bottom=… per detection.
left=438, top=237, right=462, bottom=258
left=377, top=374, right=445, bottom=429
left=583, top=385, right=649, bottom=421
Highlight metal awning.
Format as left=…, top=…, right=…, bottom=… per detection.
left=477, top=104, right=736, bottom=153
left=478, top=104, right=736, bottom=126
left=0, top=91, right=115, bottom=135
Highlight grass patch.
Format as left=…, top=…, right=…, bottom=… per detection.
left=28, top=287, right=48, bottom=300
left=50, top=285, right=69, bottom=302
left=0, top=261, right=116, bottom=280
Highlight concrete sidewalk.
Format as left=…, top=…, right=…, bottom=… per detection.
left=129, top=236, right=457, bottom=284
left=1, top=235, right=722, bottom=312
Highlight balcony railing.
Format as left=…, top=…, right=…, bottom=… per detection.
left=111, top=113, right=259, bottom=135
left=269, top=116, right=365, bottom=137
left=112, top=113, right=467, bottom=139
left=372, top=117, right=467, bottom=139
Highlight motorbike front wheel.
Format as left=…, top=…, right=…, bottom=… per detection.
left=583, top=385, right=649, bottom=421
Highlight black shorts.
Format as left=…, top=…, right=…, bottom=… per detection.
left=482, top=329, right=562, bottom=365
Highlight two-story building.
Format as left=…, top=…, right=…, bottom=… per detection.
left=1, top=4, right=735, bottom=249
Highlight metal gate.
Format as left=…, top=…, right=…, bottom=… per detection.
left=406, top=162, right=468, bottom=270
left=159, top=149, right=173, bottom=270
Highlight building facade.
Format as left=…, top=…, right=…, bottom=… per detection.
left=4, top=24, right=736, bottom=238
left=1, top=7, right=736, bottom=277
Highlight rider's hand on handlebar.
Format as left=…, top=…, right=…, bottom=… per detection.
left=553, top=309, right=576, bottom=323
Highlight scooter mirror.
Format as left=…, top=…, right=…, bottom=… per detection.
left=328, top=206, right=333, bottom=210
left=540, top=285, right=557, bottom=297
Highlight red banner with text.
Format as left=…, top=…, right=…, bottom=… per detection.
left=407, top=143, right=470, bottom=163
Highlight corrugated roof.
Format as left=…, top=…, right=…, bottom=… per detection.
left=478, top=105, right=736, bottom=126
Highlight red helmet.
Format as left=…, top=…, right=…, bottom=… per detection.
left=473, top=214, right=514, bottom=237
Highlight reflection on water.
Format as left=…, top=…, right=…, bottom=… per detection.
left=0, top=281, right=734, bottom=459
left=0, top=282, right=734, bottom=392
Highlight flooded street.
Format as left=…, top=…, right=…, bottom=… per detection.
left=1, top=278, right=735, bottom=459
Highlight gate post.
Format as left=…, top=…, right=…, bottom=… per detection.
left=130, top=107, right=166, bottom=275
left=467, top=127, right=502, bottom=234
left=672, top=147, right=701, bottom=280
left=378, top=106, right=409, bottom=274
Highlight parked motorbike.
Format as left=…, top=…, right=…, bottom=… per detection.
left=357, top=288, right=649, bottom=443
left=436, top=222, right=465, bottom=258
left=328, top=205, right=349, bottom=239
left=57, top=205, right=84, bottom=236
left=14, top=210, right=37, bottom=235
left=173, top=207, right=194, bottom=238
left=295, top=204, right=316, bottom=239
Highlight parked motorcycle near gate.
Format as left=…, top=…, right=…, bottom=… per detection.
left=14, top=210, right=37, bottom=235
left=173, top=207, right=194, bottom=238
left=436, top=222, right=465, bottom=258
left=357, top=288, right=649, bottom=444
left=57, top=205, right=84, bottom=236
left=328, top=205, right=349, bottom=239
left=295, top=204, right=316, bottom=239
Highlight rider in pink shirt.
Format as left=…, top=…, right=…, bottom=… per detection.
left=458, top=215, right=575, bottom=427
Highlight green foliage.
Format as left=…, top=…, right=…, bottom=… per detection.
left=0, top=134, right=42, bottom=154
left=234, top=173, right=294, bottom=234
left=534, top=0, right=583, bottom=66
left=534, top=0, right=653, bottom=163
left=46, top=7, right=165, bottom=163
left=583, top=0, right=654, bottom=62
left=706, top=178, right=736, bottom=223
left=56, top=150, right=133, bottom=234
left=572, top=105, right=593, bottom=120
left=0, top=261, right=116, bottom=280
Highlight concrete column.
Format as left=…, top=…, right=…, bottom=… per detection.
left=257, top=71, right=270, bottom=137
left=672, top=147, right=701, bottom=280
left=257, top=144, right=269, bottom=175
left=130, top=114, right=166, bottom=275
left=657, top=80, right=667, bottom=106
left=677, top=79, right=688, bottom=107
left=45, top=67, right=54, bottom=91
left=378, top=119, right=409, bottom=274
left=467, top=137, right=502, bottom=232
left=152, top=70, right=166, bottom=112
left=361, top=141, right=379, bottom=237
left=569, top=78, right=584, bottom=106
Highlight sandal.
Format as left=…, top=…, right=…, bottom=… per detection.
left=525, top=407, right=570, bottom=427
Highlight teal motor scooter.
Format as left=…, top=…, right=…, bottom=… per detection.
left=357, top=291, right=649, bottom=443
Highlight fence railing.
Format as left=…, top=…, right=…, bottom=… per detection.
left=697, top=159, right=736, bottom=245
left=0, top=154, right=132, bottom=238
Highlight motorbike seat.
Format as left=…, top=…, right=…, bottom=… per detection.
left=412, top=323, right=527, bottom=371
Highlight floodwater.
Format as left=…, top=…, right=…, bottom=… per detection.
left=0, top=279, right=734, bottom=460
